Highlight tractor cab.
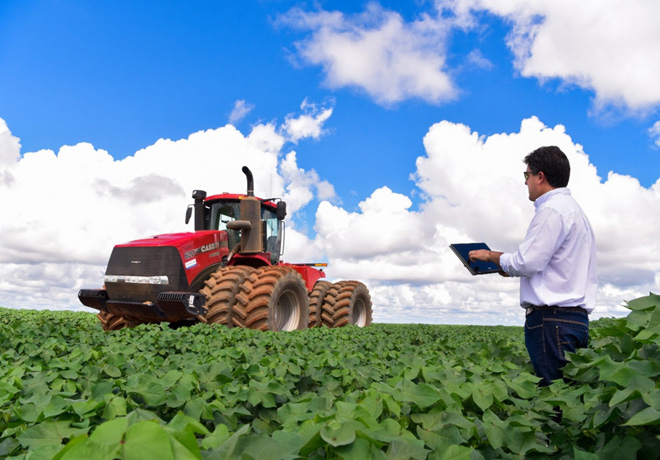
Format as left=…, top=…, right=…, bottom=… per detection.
left=186, top=168, right=287, bottom=266
left=208, top=197, right=285, bottom=265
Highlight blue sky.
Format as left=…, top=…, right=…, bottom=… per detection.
left=1, top=0, right=659, bottom=325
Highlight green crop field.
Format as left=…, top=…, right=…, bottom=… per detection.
left=1, top=294, right=659, bottom=459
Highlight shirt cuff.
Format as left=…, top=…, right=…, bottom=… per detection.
left=499, top=253, right=512, bottom=274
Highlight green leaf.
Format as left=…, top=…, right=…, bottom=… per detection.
left=204, top=424, right=250, bottom=459
left=599, top=358, right=660, bottom=386
left=393, top=380, right=441, bottom=409
left=609, top=387, right=640, bottom=407
left=572, top=447, right=599, bottom=460
left=411, top=409, right=445, bottom=431
left=122, top=420, right=174, bottom=460
left=597, top=435, right=641, bottom=459
left=624, top=407, right=660, bottom=426
left=57, top=436, right=121, bottom=460
left=241, top=434, right=302, bottom=460
left=103, top=396, right=127, bottom=420
left=124, top=374, right=168, bottom=406
left=91, top=381, right=114, bottom=401
left=334, top=437, right=384, bottom=460
left=0, top=437, right=20, bottom=457
left=159, top=369, right=183, bottom=388
left=17, top=421, right=87, bottom=450
left=102, top=365, right=122, bottom=378
left=167, top=384, right=191, bottom=408
left=72, top=400, right=101, bottom=417
left=507, top=373, right=540, bottom=398
left=201, top=424, right=231, bottom=450
left=626, top=293, right=660, bottom=311
left=436, top=444, right=477, bottom=460
left=471, top=384, right=494, bottom=411
left=480, top=410, right=506, bottom=450
left=165, top=412, right=209, bottom=458
left=51, top=434, right=88, bottom=460
left=384, top=438, right=429, bottom=460
left=91, top=417, right=128, bottom=444
left=320, top=420, right=358, bottom=447
left=382, top=394, right=401, bottom=417
left=641, top=388, right=660, bottom=410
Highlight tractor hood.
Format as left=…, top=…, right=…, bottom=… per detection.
left=110, top=230, right=230, bottom=289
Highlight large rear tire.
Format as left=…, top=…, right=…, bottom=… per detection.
left=233, top=266, right=310, bottom=331
left=97, top=312, right=132, bottom=331
left=322, top=281, right=372, bottom=328
left=199, top=265, right=255, bottom=327
left=308, top=280, right=333, bottom=328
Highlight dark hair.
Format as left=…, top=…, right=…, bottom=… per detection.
left=524, top=146, right=570, bottom=188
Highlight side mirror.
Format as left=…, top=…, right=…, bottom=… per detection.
left=185, top=205, right=193, bottom=224
left=276, top=201, right=287, bottom=220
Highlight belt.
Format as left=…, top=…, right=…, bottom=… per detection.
left=525, top=305, right=588, bottom=316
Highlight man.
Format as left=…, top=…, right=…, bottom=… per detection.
left=469, top=145, right=597, bottom=386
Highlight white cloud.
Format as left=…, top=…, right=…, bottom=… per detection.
left=449, top=0, right=660, bottom=113
left=2, top=113, right=658, bottom=326
left=649, top=121, right=660, bottom=148
left=312, top=116, right=660, bottom=325
left=0, top=118, right=21, bottom=186
left=280, top=150, right=336, bottom=213
left=0, top=109, right=333, bottom=310
left=0, top=118, right=21, bottom=167
left=281, top=99, right=334, bottom=143
left=465, top=49, right=493, bottom=70
left=228, top=99, right=255, bottom=124
left=279, top=4, right=456, bottom=105
left=282, top=1, right=660, bottom=114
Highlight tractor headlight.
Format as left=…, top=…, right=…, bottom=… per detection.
left=105, top=275, right=169, bottom=285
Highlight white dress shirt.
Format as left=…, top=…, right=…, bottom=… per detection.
left=499, top=188, right=597, bottom=313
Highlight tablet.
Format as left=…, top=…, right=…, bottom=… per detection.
left=449, top=242, right=501, bottom=275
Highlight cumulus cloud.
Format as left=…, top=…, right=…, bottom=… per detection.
left=313, top=116, right=658, bottom=325
left=445, top=0, right=660, bottom=113
left=2, top=112, right=657, bottom=326
left=0, top=118, right=21, bottom=186
left=0, top=107, right=334, bottom=309
left=279, top=4, right=456, bottom=105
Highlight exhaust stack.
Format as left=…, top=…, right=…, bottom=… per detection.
left=227, top=166, right=262, bottom=253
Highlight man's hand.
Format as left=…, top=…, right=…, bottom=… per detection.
left=468, top=249, right=509, bottom=277
left=468, top=249, right=494, bottom=263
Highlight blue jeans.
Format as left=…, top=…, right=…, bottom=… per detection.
left=524, top=307, right=589, bottom=386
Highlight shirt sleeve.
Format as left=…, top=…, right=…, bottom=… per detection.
left=499, top=207, right=564, bottom=278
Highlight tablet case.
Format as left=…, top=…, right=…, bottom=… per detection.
left=449, top=242, right=501, bottom=275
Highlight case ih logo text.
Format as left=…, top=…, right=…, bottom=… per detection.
left=184, top=242, right=221, bottom=260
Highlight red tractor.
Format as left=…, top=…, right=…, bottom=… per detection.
left=79, top=166, right=372, bottom=331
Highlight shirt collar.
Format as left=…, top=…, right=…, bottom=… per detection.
left=534, top=187, right=570, bottom=209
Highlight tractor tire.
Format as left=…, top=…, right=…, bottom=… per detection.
left=233, top=266, right=310, bottom=331
left=320, top=283, right=340, bottom=327
left=199, top=265, right=256, bottom=327
left=322, top=281, right=372, bottom=328
left=97, top=312, right=133, bottom=331
left=308, top=280, right=333, bottom=328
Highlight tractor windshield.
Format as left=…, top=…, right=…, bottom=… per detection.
left=208, top=200, right=283, bottom=263
left=209, top=202, right=241, bottom=252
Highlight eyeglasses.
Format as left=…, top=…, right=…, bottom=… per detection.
left=523, top=171, right=535, bottom=180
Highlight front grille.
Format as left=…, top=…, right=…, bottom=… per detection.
left=105, top=246, right=187, bottom=303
